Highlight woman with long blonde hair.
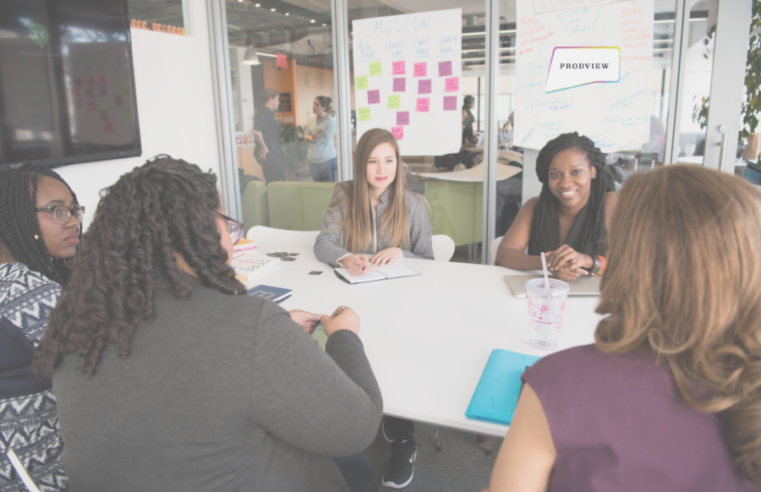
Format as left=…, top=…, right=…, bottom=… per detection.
left=315, top=128, right=433, bottom=489
left=484, top=165, right=761, bottom=491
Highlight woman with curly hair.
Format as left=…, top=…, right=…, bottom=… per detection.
left=484, top=165, right=761, bottom=491
left=495, top=132, right=617, bottom=281
left=0, top=164, right=82, bottom=492
left=33, top=156, right=383, bottom=492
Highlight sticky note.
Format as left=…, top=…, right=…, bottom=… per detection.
left=356, top=76, right=368, bottom=90
left=445, top=77, right=459, bottom=92
left=391, top=126, right=404, bottom=140
left=87, top=99, right=97, bottom=111
left=122, top=109, right=132, bottom=119
left=392, top=61, right=405, bottom=75
left=393, top=78, right=406, bottom=92
left=414, top=62, right=427, bottom=77
left=98, top=74, right=107, bottom=85
left=369, top=61, right=382, bottom=76
left=388, top=95, right=401, bottom=109
left=119, top=86, right=129, bottom=96
left=418, top=79, right=431, bottom=94
left=368, top=89, right=380, bottom=104
left=416, top=98, right=430, bottom=112
left=101, top=99, right=112, bottom=110
left=438, top=60, right=452, bottom=77
left=396, top=111, right=409, bottom=126
left=114, top=95, right=123, bottom=106
left=72, top=87, right=80, bottom=97
left=110, top=74, right=119, bottom=85
left=443, top=96, right=457, bottom=110
left=103, top=121, right=113, bottom=133
left=358, top=107, right=371, bottom=121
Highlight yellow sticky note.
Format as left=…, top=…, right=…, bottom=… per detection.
left=358, top=107, right=371, bottom=121
left=119, top=85, right=129, bottom=96
left=356, top=76, right=368, bottom=90
left=369, top=61, right=382, bottom=77
left=388, top=95, right=401, bottom=109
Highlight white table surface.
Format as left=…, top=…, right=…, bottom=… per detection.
left=245, top=245, right=601, bottom=438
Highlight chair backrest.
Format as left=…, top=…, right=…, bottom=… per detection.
left=267, top=182, right=336, bottom=231
left=490, top=236, right=503, bottom=262
left=431, top=234, right=455, bottom=262
left=240, top=180, right=269, bottom=232
left=246, top=226, right=320, bottom=248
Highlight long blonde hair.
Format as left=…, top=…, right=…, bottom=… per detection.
left=596, top=165, right=761, bottom=485
left=340, top=128, right=410, bottom=253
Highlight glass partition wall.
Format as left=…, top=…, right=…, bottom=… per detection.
left=212, top=0, right=750, bottom=264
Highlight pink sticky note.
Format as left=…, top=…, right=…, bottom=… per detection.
left=438, top=60, right=452, bottom=77
left=414, top=62, right=427, bottom=77
left=368, top=89, right=380, bottom=104
left=393, top=78, right=406, bottom=92
left=396, top=111, right=409, bottom=126
left=418, top=79, right=432, bottom=94
left=443, top=96, right=457, bottom=110
left=87, top=99, right=97, bottom=111
left=99, top=86, right=107, bottom=96
left=392, top=61, right=405, bottom=75
left=114, top=95, right=123, bottom=106
left=391, top=126, right=404, bottom=140
left=445, top=77, right=459, bottom=92
left=87, top=76, right=96, bottom=87
left=416, top=98, right=430, bottom=112
left=98, top=74, right=107, bottom=85
left=103, top=121, right=113, bottom=133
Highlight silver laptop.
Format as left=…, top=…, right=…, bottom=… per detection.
left=504, top=275, right=601, bottom=298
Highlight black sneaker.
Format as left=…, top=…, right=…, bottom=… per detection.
left=381, top=438, right=417, bottom=489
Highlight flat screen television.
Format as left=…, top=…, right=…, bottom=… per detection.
left=0, top=0, right=141, bottom=171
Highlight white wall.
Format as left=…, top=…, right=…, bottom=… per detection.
left=57, top=3, right=220, bottom=230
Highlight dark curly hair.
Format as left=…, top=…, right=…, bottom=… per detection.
left=528, top=132, right=607, bottom=257
left=33, top=156, right=245, bottom=377
left=0, top=164, right=80, bottom=285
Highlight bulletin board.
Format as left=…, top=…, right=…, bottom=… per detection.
left=514, top=0, right=654, bottom=152
left=352, top=9, right=462, bottom=156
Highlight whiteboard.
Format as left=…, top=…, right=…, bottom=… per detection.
left=352, top=9, right=462, bottom=156
left=514, top=0, right=654, bottom=152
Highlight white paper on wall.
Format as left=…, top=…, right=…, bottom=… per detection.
left=351, top=9, right=462, bottom=156
left=514, top=0, right=654, bottom=152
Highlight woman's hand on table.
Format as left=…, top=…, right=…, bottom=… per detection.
left=320, top=306, right=360, bottom=336
left=369, top=247, right=402, bottom=266
left=289, top=310, right=321, bottom=334
left=546, top=246, right=593, bottom=274
left=340, top=254, right=373, bottom=276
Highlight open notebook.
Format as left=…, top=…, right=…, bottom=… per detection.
left=334, top=262, right=420, bottom=284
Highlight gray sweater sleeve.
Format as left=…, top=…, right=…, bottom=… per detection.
left=401, top=192, right=434, bottom=260
left=248, top=301, right=383, bottom=457
left=314, top=184, right=351, bottom=267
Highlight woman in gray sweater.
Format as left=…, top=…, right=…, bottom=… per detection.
left=33, top=156, right=383, bottom=492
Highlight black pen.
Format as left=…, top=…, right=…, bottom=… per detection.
left=333, top=306, right=346, bottom=318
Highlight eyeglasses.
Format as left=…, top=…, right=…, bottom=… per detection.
left=212, top=211, right=244, bottom=244
left=35, top=205, right=85, bottom=225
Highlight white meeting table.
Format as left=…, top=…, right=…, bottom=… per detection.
left=245, top=245, right=602, bottom=438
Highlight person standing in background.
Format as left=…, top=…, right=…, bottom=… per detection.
left=305, top=96, right=337, bottom=182
left=252, top=88, right=286, bottom=183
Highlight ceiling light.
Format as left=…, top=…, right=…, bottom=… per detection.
left=255, top=3, right=260, bottom=6
left=271, top=8, right=276, bottom=11
left=310, top=19, right=315, bottom=23
left=285, top=12, right=289, bottom=15
left=242, top=47, right=261, bottom=65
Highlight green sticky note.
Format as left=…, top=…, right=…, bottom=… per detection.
left=369, top=61, right=382, bottom=76
left=358, top=107, right=371, bottom=121
left=387, top=95, right=401, bottom=109
left=101, top=99, right=112, bottom=110
left=356, top=76, right=368, bottom=90
left=110, top=74, right=119, bottom=85
left=122, top=109, right=132, bottom=119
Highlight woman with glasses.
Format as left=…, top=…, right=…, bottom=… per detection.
left=0, top=164, right=82, bottom=491
left=33, top=156, right=383, bottom=492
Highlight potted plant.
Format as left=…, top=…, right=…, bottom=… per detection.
left=278, top=123, right=308, bottom=177
left=694, top=0, right=760, bottom=160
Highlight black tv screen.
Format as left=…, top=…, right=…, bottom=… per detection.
left=0, top=0, right=141, bottom=170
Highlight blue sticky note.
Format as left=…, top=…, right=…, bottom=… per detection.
left=465, top=349, right=542, bottom=426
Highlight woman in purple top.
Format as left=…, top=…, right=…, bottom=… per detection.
left=484, top=165, right=761, bottom=492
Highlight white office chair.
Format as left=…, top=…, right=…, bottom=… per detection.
left=246, top=226, right=320, bottom=248
left=431, top=235, right=455, bottom=261
left=490, top=236, right=503, bottom=262
left=684, top=143, right=696, bottom=157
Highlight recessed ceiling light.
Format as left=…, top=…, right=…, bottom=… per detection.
left=271, top=8, right=276, bottom=11
left=310, top=19, right=315, bottom=23
left=285, top=12, right=289, bottom=15
left=255, top=3, right=260, bottom=6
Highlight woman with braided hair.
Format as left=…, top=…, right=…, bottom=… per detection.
left=495, top=132, right=617, bottom=281
left=33, top=156, right=382, bottom=492
left=0, top=164, right=82, bottom=491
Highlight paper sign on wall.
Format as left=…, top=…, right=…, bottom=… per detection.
left=514, top=0, right=653, bottom=152
left=352, top=9, right=462, bottom=155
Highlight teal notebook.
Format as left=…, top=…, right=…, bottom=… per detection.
left=465, top=349, right=542, bottom=426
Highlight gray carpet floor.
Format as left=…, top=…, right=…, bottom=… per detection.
left=362, top=420, right=503, bottom=492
